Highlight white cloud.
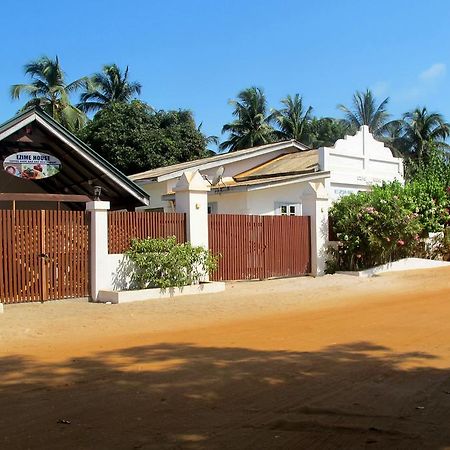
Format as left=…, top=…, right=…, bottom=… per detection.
left=419, top=63, right=446, bottom=81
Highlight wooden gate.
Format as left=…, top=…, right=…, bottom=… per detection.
left=0, top=210, right=89, bottom=303
left=208, top=214, right=311, bottom=281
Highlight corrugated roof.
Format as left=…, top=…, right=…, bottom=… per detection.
left=129, top=140, right=309, bottom=181
left=233, top=149, right=319, bottom=181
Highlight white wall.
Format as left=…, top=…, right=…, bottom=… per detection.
left=207, top=180, right=310, bottom=216
left=137, top=147, right=299, bottom=210
left=319, top=125, right=404, bottom=202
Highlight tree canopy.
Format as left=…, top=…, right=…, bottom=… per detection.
left=10, top=55, right=86, bottom=132
left=220, top=87, right=275, bottom=152
left=79, top=100, right=209, bottom=175
left=78, top=64, right=142, bottom=113
left=337, top=89, right=391, bottom=137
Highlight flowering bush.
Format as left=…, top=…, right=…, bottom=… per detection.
left=328, top=182, right=426, bottom=272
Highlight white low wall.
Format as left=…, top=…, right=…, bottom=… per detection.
left=337, top=258, right=450, bottom=277
left=98, top=281, right=226, bottom=304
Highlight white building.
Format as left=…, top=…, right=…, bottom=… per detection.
left=130, top=126, right=404, bottom=216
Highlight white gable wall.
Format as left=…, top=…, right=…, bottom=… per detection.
left=319, top=125, right=404, bottom=202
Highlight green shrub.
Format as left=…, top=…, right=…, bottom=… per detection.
left=125, top=236, right=219, bottom=289
left=328, top=182, right=423, bottom=272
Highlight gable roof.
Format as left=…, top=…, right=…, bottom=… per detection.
left=130, top=139, right=310, bottom=183
left=234, top=149, right=319, bottom=181
left=0, top=108, right=149, bottom=208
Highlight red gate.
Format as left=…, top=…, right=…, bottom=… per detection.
left=208, top=214, right=311, bottom=281
left=0, top=210, right=89, bottom=303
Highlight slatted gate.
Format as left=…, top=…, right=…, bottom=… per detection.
left=209, top=214, right=311, bottom=281
left=0, top=210, right=89, bottom=303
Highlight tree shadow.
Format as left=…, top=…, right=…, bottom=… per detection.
left=1, top=341, right=449, bottom=449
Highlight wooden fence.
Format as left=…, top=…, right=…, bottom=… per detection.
left=209, top=214, right=311, bottom=281
left=108, top=211, right=186, bottom=253
left=0, top=210, right=89, bottom=303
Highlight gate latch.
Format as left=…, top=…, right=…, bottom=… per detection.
left=39, top=253, right=50, bottom=262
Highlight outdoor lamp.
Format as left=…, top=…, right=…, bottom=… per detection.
left=93, top=185, right=102, bottom=201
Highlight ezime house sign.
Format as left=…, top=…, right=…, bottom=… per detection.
left=3, top=151, right=61, bottom=180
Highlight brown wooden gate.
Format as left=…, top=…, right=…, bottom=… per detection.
left=0, top=210, right=89, bottom=303
left=208, top=214, right=311, bottom=281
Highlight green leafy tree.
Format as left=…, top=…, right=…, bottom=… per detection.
left=220, top=87, right=275, bottom=152
left=10, top=55, right=86, bottom=132
left=401, top=107, right=450, bottom=160
left=271, top=94, right=313, bottom=143
left=307, top=117, right=350, bottom=148
left=78, top=64, right=142, bottom=113
left=338, top=89, right=391, bottom=137
left=79, top=100, right=208, bottom=174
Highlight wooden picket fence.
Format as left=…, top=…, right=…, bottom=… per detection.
left=0, top=210, right=89, bottom=303
left=108, top=211, right=186, bottom=253
left=209, top=214, right=311, bottom=281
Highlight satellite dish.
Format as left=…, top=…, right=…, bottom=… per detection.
left=211, top=166, right=225, bottom=186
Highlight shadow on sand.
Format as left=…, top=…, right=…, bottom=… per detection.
left=1, top=341, right=449, bottom=449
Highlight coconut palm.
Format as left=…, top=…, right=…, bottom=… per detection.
left=271, top=94, right=313, bottom=143
left=401, top=107, right=450, bottom=160
left=220, top=87, right=275, bottom=152
left=78, top=64, right=142, bottom=113
left=338, top=89, right=391, bottom=137
left=10, top=56, right=87, bottom=132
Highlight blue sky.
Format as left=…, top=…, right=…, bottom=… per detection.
left=1, top=0, right=449, bottom=149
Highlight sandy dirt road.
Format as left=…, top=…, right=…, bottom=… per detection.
left=1, top=268, right=450, bottom=449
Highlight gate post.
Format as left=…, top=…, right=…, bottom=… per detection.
left=302, top=181, right=329, bottom=276
left=174, top=170, right=210, bottom=249
left=86, top=200, right=110, bottom=301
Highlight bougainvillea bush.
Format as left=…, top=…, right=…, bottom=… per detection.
left=327, top=181, right=449, bottom=272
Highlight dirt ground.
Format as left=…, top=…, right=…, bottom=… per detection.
left=1, top=268, right=450, bottom=450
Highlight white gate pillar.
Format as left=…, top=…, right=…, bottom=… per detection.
left=302, top=181, right=329, bottom=276
left=86, top=200, right=110, bottom=301
left=173, top=170, right=210, bottom=249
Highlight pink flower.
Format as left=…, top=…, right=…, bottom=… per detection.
left=356, top=253, right=362, bottom=259
left=397, top=240, right=405, bottom=246
left=414, top=234, right=420, bottom=241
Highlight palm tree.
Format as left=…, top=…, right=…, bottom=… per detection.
left=10, top=56, right=86, bottom=132
left=271, top=94, right=313, bottom=143
left=338, top=89, right=390, bottom=137
left=78, top=64, right=142, bottom=113
left=401, top=107, right=450, bottom=160
left=220, top=87, right=275, bottom=152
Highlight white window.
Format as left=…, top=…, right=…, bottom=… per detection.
left=275, top=202, right=301, bottom=216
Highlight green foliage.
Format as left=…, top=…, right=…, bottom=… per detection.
left=329, top=182, right=427, bottom=272
left=125, top=236, right=219, bottom=289
left=405, top=148, right=450, bottom=232
left=79, top=100, right=208, bottom=174
left=11, top=55, right=87, bottom=132
left=78, top=64, right=142, bottom=113
left=306, top=117, right=350, bottom=148
left=337, top=89, right=392, bottom=137
left=270, top=94, right=313, bottom=142
left=220, top=87, right=276, bottom=152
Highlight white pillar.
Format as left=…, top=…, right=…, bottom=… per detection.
left=86, top=200, right=110, bottom=301
left=173, top=170, right=210, bottom=249
left=302, top=181, right=329, bottom=276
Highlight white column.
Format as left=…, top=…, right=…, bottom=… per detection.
left=86, top=200, right=110, bottom=301
left=302, top=181, right=329, bottom=276
left=173, top=170, right=210, bottom=249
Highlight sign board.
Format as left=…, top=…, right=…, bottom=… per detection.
left=3, top=151, right=61, bottom=180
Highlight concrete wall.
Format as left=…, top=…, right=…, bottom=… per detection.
left=319, top=125, right=404, bottom=202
